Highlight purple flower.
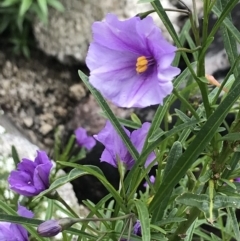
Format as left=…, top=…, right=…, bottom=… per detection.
left=86, top=14, right=180, bottom=108
left=0, top=203, right=33, bottom=241
left=133, top=220, right=142, bottom=236
left=143, top=175, right=155, bottom=188
left=94, top=121, right=156, bottom=170
left=37, top=220, right=62, bottom=237
left=8, top=150, right=53, bottom=196
left=37, top=218, right=76, bottom=237
left=74, top=127, right=96, bottom=150
left=234, top=178, right=240, bottom=182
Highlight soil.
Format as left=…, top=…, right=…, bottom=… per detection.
left=0, top=46, right=132, bottom=151
left=0, top=45, right=132, bottom=203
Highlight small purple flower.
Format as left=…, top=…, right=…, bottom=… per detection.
left=0, top=203, right=33, bottom=241
left=133, top=220, right=142, bottom=236
left=94, top=121, right=156, bottom=170
left=37, top=220, right=62, bottom=237
left=86, top=14, right=180, bottom=108
left=37, top=218, right=75, bottom=237
left=8, top=150, right=53, bottom=196
left=143, top=175, right=156, bottom=188
left=74, top=127, right=96, bottom=150
left=234, top=178, right=240, bottom=182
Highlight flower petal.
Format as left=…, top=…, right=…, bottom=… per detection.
left=131, top=122, right=156, bottom=167
left=33, top=162, right=52, bottom=192
left=17, top=203, right=34, bottom=218
left=94, top=121, right=132, bottom=168
left=92, top=14, right=149, bottom=55
left=8, top=171, right=37, bottom=196
left=34, top=150, right=51, bottom=165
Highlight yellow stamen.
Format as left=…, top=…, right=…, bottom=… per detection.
left=136, top=56, right=148, bottom=74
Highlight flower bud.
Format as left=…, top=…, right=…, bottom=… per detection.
left=37, top=218, right=75, bottom=237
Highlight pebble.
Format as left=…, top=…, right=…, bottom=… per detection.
left=39, top=123, right=53, bottom=135
left=69, top=84, right=86, bottom=101
left=23, top=117, right=33, bottom=128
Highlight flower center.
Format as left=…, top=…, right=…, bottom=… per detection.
left=136, top=56, right=154, bottom=74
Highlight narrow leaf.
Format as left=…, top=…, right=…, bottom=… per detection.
left=150, top=79, right=240, bottom=220
left=33, top=168, right=88, bottom=201
left=135, top=200, right=151, bottom=241
left=19, top=0, right=33, bottom=17
left=78, top=70, right=139, bottom=161
left=227, top=207, right=240, bottom=241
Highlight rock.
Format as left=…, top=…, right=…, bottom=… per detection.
left=39, top=123, right=53, bottom=135
left=55, top=106, right=67, bottom=117
left=66, top=95, right=133, bottom=135
left=23, top=117, right=33, bottom=128
left=69, top=84, right=86, bottom=101
left=33, top=0, right=181, bottom=64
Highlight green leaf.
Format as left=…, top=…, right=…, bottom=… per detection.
left=150, top=78, right=240, bottom=221
left=198, top=76, right=209, bottom=84
left=19, top=0, right=33, bottom=17
left=37, top=0, right=48, bottom=17
left=33, top=168, right=89, bottom=201
left=148, top=128, right=165, bottom=142
left=131, top=113, right=142, bottom=125
left=150, top=224, right=166, bottom=234
left=47, top=0, right=64, bottom=12
left=227, top=208, right=240, bottom=241
left=174, top=109, right=191, bottom=123
left=1, top=0, right=19, bottom=7
left=58, top=162, right=126, bottom=212
left=222, top=152, right=240, bottom=179
left=184, top=218, right=197, bottom=241
left=214, top=195, right=240, bottom=209
left=147, top=119, right=200, bottom=144
left=156, top=217, right=187, bottom=226
left=78, top=70, right=139, bottom=162
left=11, top=145, right=20, bottom=167
left=220, top=132, right=240, bottom=141
left=135, top=200, right=151, bottom=241
left=220, top=179, right=236, bottom=189
left=216, top=0, right=240, bottom=86
left=163, top=141, right=182, bottom=181
left=45, top=199, right=54, bottom=220
left=176, top=193, right=209, bottom=213
left=208, top=0, right=239, bottom=40
left=212, top=5, right=240, bottom=44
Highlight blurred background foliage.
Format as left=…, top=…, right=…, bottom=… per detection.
left=0, top=0, right=64, bottom=58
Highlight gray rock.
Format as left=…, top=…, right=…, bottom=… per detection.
left=69, top=84, right=86, bottom=101
left=33, top=0, right=181, bottom=64
left=39, top=123, right=53, bottom=135
left=23, top=117, right=33, bottom=128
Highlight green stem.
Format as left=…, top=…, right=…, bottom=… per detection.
left=169, top=207, right=201, bottom=241
left=173, top=88, right=200, bottom=120
left=56, top=194, right=79, bottom=218
left=71, top=213, right=134, bottom=223
left=177, top=46, right=201, bottom=53
left=164, top=8, right=189, bottom=14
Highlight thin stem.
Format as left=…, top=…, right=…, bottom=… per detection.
left=192, top=0, right=199, bottom=28
left=164, top=8, right=189, bottom=15
left=177, top=46, right=201, bottom=53
left=72, top=213, right=134, bottom=223
left=173, top=88, right=200, bottom=120
left=57, top=194, right=79, bottom=218
left=169, top=207, right=201, bottom=241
